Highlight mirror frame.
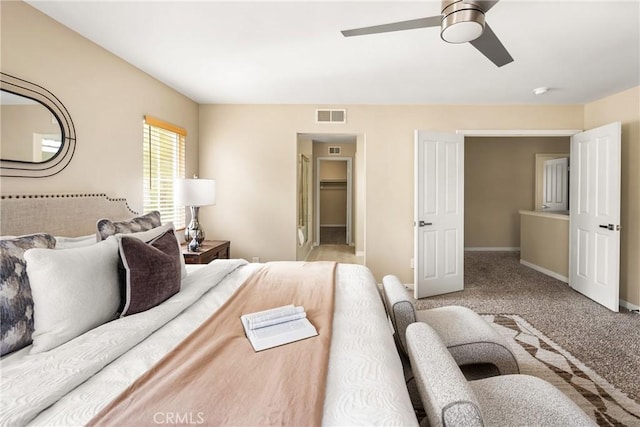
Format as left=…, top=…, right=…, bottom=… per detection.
left=297, top=154, right=309, bottom=246
left=1, top=72, right=76, bottom=178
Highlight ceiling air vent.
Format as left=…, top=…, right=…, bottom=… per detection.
left=316, top=109, right=346, bottom=124
left=328, top=146, right=341, bottom=155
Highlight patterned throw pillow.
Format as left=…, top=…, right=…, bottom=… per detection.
left=0, top=233, right=56, bottom=356
left=96, top=211, right=161, bottom=241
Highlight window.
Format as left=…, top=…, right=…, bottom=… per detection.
left=143, top=116, right=186, bottom=228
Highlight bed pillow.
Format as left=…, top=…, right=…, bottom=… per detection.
left=0, top=234, right=56, bottom=356
left=25, top=236, right=120, bottom=354
left=96, top=211, right=161, bottom=241
left=120, top=222, right=187, bottom=279
left=55, top=234, right=98, bottom=249
left=117, top=230, right=182, bottom=316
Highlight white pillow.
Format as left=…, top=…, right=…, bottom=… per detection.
left=25, top=236, right=120, bottom=354
left=121, top=222, right=187, bottom=279
left=54, top=234, right=98, bottom=249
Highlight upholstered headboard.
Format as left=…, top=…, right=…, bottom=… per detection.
left=0, top=194, right=137, bottom=237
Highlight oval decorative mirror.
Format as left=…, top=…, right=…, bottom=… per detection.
left=1, top=72, right=76, bottom=177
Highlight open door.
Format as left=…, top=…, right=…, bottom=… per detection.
left=414, top=131, right=464, bottom=299
left=570, top=122, right=621, bottom=312
left=542, top=157, right=569, bottom=211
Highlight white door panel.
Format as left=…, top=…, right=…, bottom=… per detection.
left=414, top=131, right=464, bottom=299
left=570, top=122, right=621, bottom=312
left=542, top=157, right=568, bottom=211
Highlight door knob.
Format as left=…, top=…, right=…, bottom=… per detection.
left=599, top=224, right=620, bottom=231
left=418, top=221, right=432, bottom=227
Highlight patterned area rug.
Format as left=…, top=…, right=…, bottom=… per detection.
left=484, top=314, right=640, bottom=426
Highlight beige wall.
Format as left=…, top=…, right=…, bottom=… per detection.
left=584, top=86, right=640, bottom=307
left=320, top=188, right=347, bottom=226
left=465, top=137, right=570, bottom=248
left=198, top=104, right=583, bottom=281
left=319, top=158, right=348, bottom=180
left=0, top=2, right=199, bottom=212
left=520, top=211, right=569, bottom=279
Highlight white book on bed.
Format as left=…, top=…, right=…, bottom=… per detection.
left=241, top=305, right=318, bottom=352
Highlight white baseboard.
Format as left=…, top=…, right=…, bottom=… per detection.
left=620, top=299, right=640, bottom=312
left=465, top=247, right=520, bottom=252
left=520, top=259, right=568, bottom=283
left=320, top=224, right=346, bottom=227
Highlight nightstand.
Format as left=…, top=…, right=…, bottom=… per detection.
left=181, top=240, right=230, bottom=264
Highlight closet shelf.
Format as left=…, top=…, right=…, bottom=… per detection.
left=320, top=179, right=347, bottom=190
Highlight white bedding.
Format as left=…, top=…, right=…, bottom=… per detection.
left=0, top=260, right=416, bottom=426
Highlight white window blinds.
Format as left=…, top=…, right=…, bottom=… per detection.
left=143, top=116, right=186, bottom=228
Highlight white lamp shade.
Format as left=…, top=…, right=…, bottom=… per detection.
left=174, top=178, right=216, bottom=207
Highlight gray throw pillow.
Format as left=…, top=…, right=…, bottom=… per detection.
left=96, top=211, right=161, bottom=241
left=117, top=230, right=182, bottom=316
left=25, top=237, right=120, bottom=354
left=0, top=233, right=56, bottom=355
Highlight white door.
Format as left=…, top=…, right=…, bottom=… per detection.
left=414, top=131, right=464, bottom=299
left=570, top=122, right=621, bottom=312
left=345, top=160, right=352, bottom=245
left=542, top=157, right=569, bottom=211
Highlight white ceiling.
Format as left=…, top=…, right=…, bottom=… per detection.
left=27, top=1, right=640, bottom=105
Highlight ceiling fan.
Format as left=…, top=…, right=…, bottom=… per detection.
left=341, top=0, right=513, bottom=67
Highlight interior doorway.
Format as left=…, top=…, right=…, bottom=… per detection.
left=415, top=128, right=622, bottom=312
left=296, top=132, right=364, bottom=264
left=316, top=157, right=352, bottom=246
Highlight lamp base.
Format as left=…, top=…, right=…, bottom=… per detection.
left=188, top=235, right=201, bottom=252
left=185, top=206, right=205, bottom=250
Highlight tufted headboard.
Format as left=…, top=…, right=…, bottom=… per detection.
left=0, top=194, right=137, bottom=237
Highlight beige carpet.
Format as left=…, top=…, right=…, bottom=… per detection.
left=319, top=226, right=346, bottom=245
left=306, top=244, right=363, bottom=264
left=412, top=251, right=640, bottom=404
left=486, top=314, right=640, bottom=426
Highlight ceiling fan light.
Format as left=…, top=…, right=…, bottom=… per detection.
left=440, top=6, right=485, bottom=44
left=441, top=20, right=484, bottom=43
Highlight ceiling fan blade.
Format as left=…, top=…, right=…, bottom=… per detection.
left=341, top=15, right=441, bottom=37
left=463, top=0, right=500, bottom=13
left=469, top=22, right=513, bottom=67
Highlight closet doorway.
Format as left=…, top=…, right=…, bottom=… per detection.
left=297, top=133, right=362, bottom=264
left=316, top=157, right=352, bottom=246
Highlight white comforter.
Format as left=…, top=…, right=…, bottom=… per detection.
left=0, top=260, right=416, bottom=426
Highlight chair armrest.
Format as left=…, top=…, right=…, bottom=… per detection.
left=382, top=275, right=416, bottom=354
left=406, top=323, right=483, bottom=427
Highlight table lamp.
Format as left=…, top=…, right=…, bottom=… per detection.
left=174, top=177, right=216, bottom=251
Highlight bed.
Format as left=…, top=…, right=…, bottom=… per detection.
left=0, top=194, right=417, bottom=426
